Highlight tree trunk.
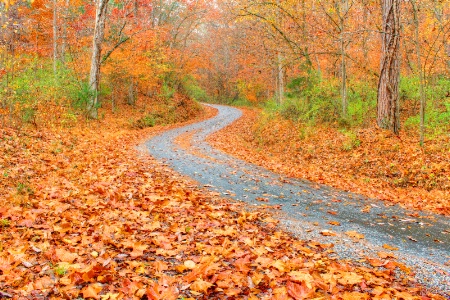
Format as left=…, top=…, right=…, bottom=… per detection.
left=362, top=0, right=369, bottom=69
left=53, top=0, right=57, bottom=74
left=88, top=0, right=108, bottom=119
left=277, top=52, right=284, bottom=105
left=276, top=0, right=284, bottom=105
left=61, top=0, right=69, bottom=65
left=411, top=0, right=426, bottom=146
left=377, top=0, right=401, bottom=134
left=338, top=0, right=348, bottom=118
left=432, top=2, right=450, bottom=73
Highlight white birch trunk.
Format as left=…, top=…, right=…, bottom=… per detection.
left=88, top=0, right=108, bottom=119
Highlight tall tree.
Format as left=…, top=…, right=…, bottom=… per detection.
left=410, top=0, right=426, bottom=146
left=52, top=0, right=57, bottom=74
left=377, top=0, right=401, bottom=134
left=88, top=0, right=108, bottom=119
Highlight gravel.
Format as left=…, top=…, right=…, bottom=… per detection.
left=144, top=104, right=450, bottom=296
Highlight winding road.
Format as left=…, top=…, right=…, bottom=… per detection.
left=144, top=104, right=450, bottom=294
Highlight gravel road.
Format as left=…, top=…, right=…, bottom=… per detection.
left=144, top=104, right=450, bottom=295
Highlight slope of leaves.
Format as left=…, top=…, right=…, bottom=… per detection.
left=208, top=108, right=450, bottom=216
left=0, top=105, right=446, bottom=299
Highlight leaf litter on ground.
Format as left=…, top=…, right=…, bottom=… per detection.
left=0, top=105, right=447, bottom=299
left=208, top=108, right=450, bottom=216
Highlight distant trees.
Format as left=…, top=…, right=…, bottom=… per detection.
left=194, top=0, right=449, bottom=136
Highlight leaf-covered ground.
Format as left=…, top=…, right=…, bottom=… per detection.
left=0, top=104, right=447, bottom=299
left=208, top=108, right=450, bottom=216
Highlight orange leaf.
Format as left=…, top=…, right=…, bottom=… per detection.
left=286, top=281, right=314, bottom=300
left=130, top=242, right=148, bottom=258
left=383, top=244, right=399, bottom=251
left=190, top=278, right=213, bottom=294
left=345, top=231, right=365, bottom=239
left=82, top=283, right=103, bottom=299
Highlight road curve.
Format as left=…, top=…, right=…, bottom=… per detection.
left=144, top=104, right=450, bottom=295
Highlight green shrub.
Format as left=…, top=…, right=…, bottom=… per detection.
left=181, top=76, right=209, bottom=102
left=230, top=98, right=253, bottom=107
left=20, top=107, right=37, bottom=124
left=340, top=130, right=361, bottom=151
left=403, top=75, right=450, bottom=135
left=270, top=73, right=340, bottom=123
left=159, top=82, right=176, bottom=102
left=0, top=57, right=82, bottom=124
left=133, top=114, right=156, bottom=128
left=269, top=73, right=376, bottom=127
left=70, top=81, right=95, bottom=110
left=345, top=81, right=377, bottom=127
left=400, top=76, right=420, bottom=101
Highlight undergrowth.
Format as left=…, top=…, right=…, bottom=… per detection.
left=259, top=74, right=449, bottom=141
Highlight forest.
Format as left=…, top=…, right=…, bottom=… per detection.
left=0, top=0, right=449, bottom=298
left=0, top=0, right=449, bottom=131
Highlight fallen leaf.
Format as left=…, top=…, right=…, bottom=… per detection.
left=82, top=283, right=103, bottom=299
left=383, top=244, right=399, bottom=251
left=338, top=272, right=363, bottom=285
left=130, top=242, right=148, bottom=258
left=190, top=278, right=213, bottom=294
left=184, top=260, right=196, bottom=269
left=286, top=281, right=314, bottom=300
left=288, top=271, right=314, bottom=289
left=320, top=230, right=336, bottom=236
left=345, top=231, right=365, bottom=239
left=328, top=221, right=341, bottom=226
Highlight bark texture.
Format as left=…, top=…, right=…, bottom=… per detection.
left=88, top=0, right=108, bottom=119
left=377, top=0, right=401, bottom=134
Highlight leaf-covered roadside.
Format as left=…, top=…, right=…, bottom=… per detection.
left=208, top=108, right=450, bottom=216
left=0, top=108, right=446, bottom=299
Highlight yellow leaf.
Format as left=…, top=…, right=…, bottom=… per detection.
left=345, top=231, right=365, bottom=239
left=101, top=293, right=120, bottom=300
left=338, top=272, right=363, bottom=285
left=184, top=260, right=196, bottom=269
left=272, top=260, right=287, bottom=272
left=383, top=244, right=398, bottom=251
left=190, top=278, right=213, bottom=294
left=288, top=271, right=315, bottom=289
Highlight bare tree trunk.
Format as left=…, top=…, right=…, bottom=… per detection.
left=340, top=35, right=347, bottom=117
left=276, top=0, right=284, bottom=105
left=61, top=0, right=69, bottom=65
left=336, top=0, right=349, bottom=117
left=88, top=0, right=108, bottom=119
left=377, top=0, right=401, bottom=134
left=53, top=0, right=57, bottom=74
left=362, top=0, right=369, bottom=68
left=411, top=0, right=426, bottom=146
left=277, top=52, right=284, bottom=105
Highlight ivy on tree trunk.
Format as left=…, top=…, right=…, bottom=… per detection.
left=377, top=0, right=401, bottom=134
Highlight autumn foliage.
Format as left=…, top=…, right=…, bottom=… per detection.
left=0, top=0, right=449, bottom=298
